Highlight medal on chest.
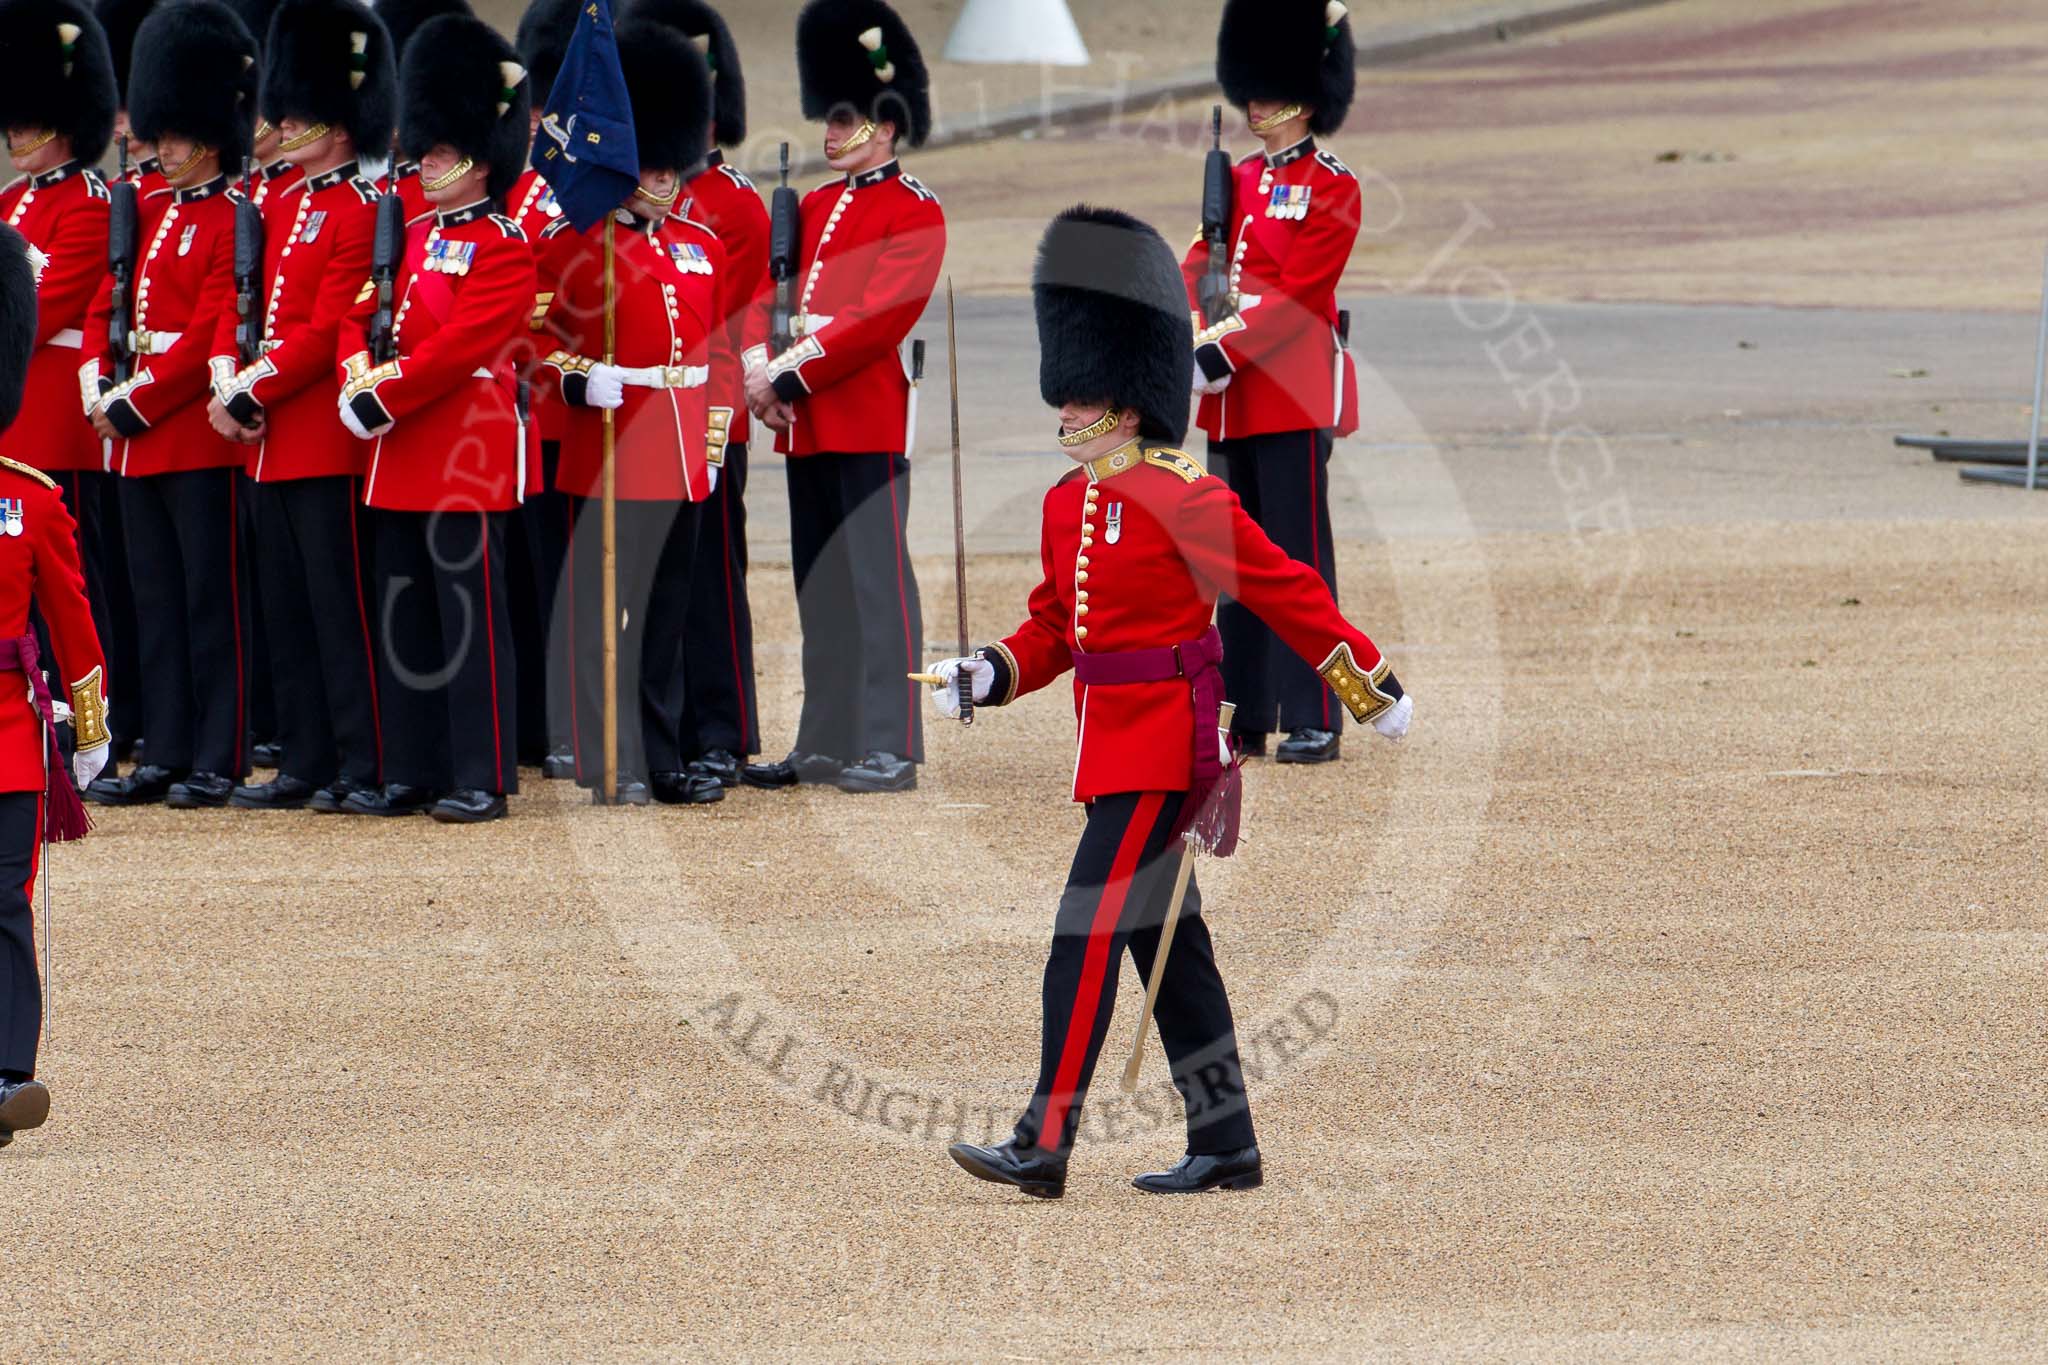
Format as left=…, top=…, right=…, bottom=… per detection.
left=1104, top=501, right=1123, bottom=545
left=668, top=241, right=713, bottom=275
left=0, top=498, right=24, bottom=537
left=178, top=223, right=197, bottom=255
left=300, top=210, right=327, bottom=243
left=538, top=185, right=561, bottom=219
left=1267, top=185, right=1312, bottom=220
left=424, top=237, right=476, bottom=275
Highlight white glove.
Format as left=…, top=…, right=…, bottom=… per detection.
left=706, top=463, right=719, bottom=494
left=338, top=396, right=374, bottom=440
left=1373, top=694, right=1412, bottom=742
left=1194, top=373, right=1231, bottom=396
left=926, top=656, right=994, bottom=719
left=73, top=741, right=108, bottom=791
left=584, top=363, right=627, bottom=410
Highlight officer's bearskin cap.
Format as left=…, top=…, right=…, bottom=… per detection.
left=1217, top=0, right=1356, bottom=136
left=0, top=226, right=37, bottom=434
left=1033, top=205, right=1193, bottom=447
left=93, top=0, right=158, bottom=104
left=371, top=0, right=464, bottom=61
left=397, top=12, right=529, bottom=199
left=615, top=18, right=710, bottom=174
left=795, top=0, right=929, bottom=148
left=0, top=0, right=119, bottom=165
left=261, top=0, right=396, bottom=156
left=626, top=0, right=743, bottom=147
left=512, top=0, right=575, bottom=111
left=128, top=0, right=261, bottom=166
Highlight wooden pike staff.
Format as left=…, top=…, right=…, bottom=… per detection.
left=600, top=221, right=619, bottom=802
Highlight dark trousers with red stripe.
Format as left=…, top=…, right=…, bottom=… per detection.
left=119, top=467, right=251, bottom=776
left=509, top=442, right=570, bottom=764
left=250, top=476, right=381, bottom=789
left=785, top=451, right=923, bottom=764
left=1017, top=790, right=1258, bottom=1158
left=677, top=440, right=760, bottom=760
left=369, top=508, right=518, bottom=796
left=47, top=472, right=137, bottom=747
left=563, top=496, right=702, bottom=781
left=1210, top=428, right=1341, bottom=735
left=0, top=793, right=39, bottom=1076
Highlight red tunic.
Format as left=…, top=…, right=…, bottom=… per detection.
left=250, top=159, right=304, bottom=208
left=507, top=168, right=567, bottom=460
left=1179, top=138, right=1361, bottom=441
left=0, top=458, right=108, bottom=793
left=745, top=159, right=943, bottom=457
left=0, top=164, right=110, bottom=474
left=685, top=151, right=770, bottom=451
left=385, top=162, right=432, bottom=224
left=985, top=442, right=1396, bottom=802
left=208, top=163, right=380, bottom=481
left=82, top=175, right=246, bottom=477
left=336, top=200, right=536, bottom=512
left=534, top=212, right=727, bottom=504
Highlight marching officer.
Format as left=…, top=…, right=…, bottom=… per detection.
left=0, top=223, right=113, bottom=1148
left=0, top=0, right=118, bottom=687
left=532, top=19, right=726, bottom=806
left=509, top=0, right=573, bottom=773
left=207, top=0, right=394, bottom=811
left=1182, top=0, right=1363, bottom=766
left=741, top=0, right=941, bottom=796
left=930, top=206, right=1411, bottom=1199
left=80, top=0, right=258, bottom=808
left=369, top=0, right=470, bottom=221
left=334, top=10, right=531, bottom=823
left=638, top=0, right=767, bottom=792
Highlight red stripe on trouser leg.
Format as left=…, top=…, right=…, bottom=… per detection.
left=1039, top=790, right=1167, bottom=1149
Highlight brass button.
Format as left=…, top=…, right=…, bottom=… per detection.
left=1076, top=556, right=1089, bottom=568
left=1075, top=570, right=1088, bottom=583
left=1081, top=534, right=1094, bottom=547
left=1076, top=590, right=1088, bottom=602
left=1075, top=626, right=1088, bottom=640
left=1075, top=603, right=1088, bottom=616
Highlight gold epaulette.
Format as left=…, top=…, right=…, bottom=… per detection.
left=1143, top=447, right=1205, bottom=484
left=0, top=456, right=56, bottom=489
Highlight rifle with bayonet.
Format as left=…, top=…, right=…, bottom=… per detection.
left=106, top=134, right=139, bottom=385
left=1198, top=105, right=1235, bottom=326
left=232, top=158, right=266, bottom=371
left=768, top=141, right=800, bottom=354
left=368, top=190, right=405, bottom=363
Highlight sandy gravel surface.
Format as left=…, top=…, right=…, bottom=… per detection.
left=921, top=0, right=2048, bottom=311
left=14, top=510, right=2048, bottom=1358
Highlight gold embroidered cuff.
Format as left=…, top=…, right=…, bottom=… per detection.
left=1194, top=310, right=1248, bottom=348
left=69, top=666, right=109, bottom=750
left=544, top=350, right=593, bottom=377
left=705, top=406, right=733, bottom=466
left=983, top=639, right=1021, bottom=706
left=766, top=334, right=823, bottom=381
left=340, top=353, right=401, bottom=402
left=740, top=344, right=769, bottom=373
left=1317, top=642, right=1399, bottom=724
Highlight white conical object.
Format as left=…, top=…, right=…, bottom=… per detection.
left=943, top=0, right=1089, bottom=67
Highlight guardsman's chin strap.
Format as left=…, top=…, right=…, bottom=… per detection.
left=1249, top=103, right=1306, bottom=134
left=836, top=119, right=879, bottom=155
left=278, top=121, right=330, bottom=153
left=421, top=155, right=475, bottom=192
left=1057, top=409, right=1121, bottom=448
left=8, top=129, right=58, bottom=157
left=159, top=142, right=212, bottom=182
left=632, top=181, right=679, bottom=208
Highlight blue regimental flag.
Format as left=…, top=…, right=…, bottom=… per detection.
left=529, top=0, right=638, bottom=233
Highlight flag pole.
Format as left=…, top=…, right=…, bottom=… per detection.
left=601, top=217, right=619, bottom=803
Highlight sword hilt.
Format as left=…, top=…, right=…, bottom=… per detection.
left=957, top=663, right=974, bottom=727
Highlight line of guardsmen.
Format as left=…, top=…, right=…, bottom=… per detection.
left=1, top=0, right=1367, bottom=826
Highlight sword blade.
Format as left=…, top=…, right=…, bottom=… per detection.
left=947, top=278, right=968, bottom=656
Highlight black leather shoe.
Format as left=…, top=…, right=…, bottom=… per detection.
left=590, top=778, right=652, bottom=807
left=230, top=775, right=315, bottom=810
left=86, top=763, right=178, bottom=806
left=742, top=750, right=842, bottom=789
left=309, top=776, right=374, bottom=814
left=251, top=741, right=283, bottom=770
left=686, top=749, right=741, bottom=788
left=1230, top=730, right=1268, bottom=758
left=343, top=782, right=441, bottom=816
left=431, top=789, right=507, bottom=823
left=1132, top=1145, right=1263, bottom=1194
left=1275, top=728, right=1340, bottom=765
left=652, top=770, right=726, bottom=805
left=948, top=1140, right=1067, bottom=1199
left=166, top=771, right=236, bottom=808
left=0, top=1079, right=50, bottom=1143
left=541, top=746, right=577, bottom=780
left=836, top=751, right=916, bottom=793
left=128, top=737, right=147, bottom=765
